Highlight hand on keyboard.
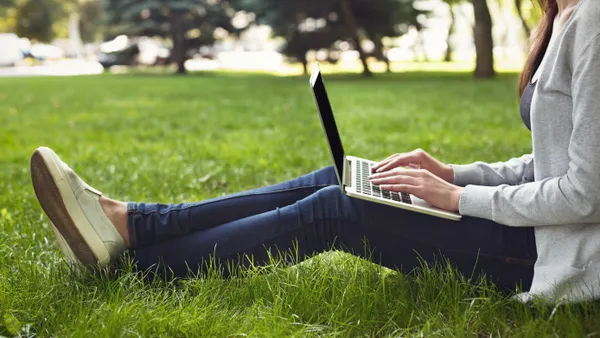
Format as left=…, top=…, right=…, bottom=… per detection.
left=369, top=167, right=463, bottom=212
left=372, top=149, right=454, bottom=184
left=356, top=161, right=412, bottom=204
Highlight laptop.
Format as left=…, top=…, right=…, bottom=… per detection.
left=309, top=64, right=462, bottom=221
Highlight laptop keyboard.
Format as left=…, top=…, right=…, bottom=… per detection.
left=355, top=160, right=412, bottom=204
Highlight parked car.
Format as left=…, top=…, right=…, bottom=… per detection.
left=29, top=43, right=65, bottom=61
left=0, top=33, right=24, bottom=67
left=98, top=44, right=140, bottom=68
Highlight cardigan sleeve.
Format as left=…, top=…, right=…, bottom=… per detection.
left=458, top=35, right=600, bottom=226
left=450, top=154, right=534, bottom=187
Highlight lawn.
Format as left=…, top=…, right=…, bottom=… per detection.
left=1, top=70, right=599, bottom=337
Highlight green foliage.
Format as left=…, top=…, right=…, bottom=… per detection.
left=79, top=0, right=102, bottom=43
left=0, top=0, right=15, bottom=12
left=4, top=0, right=103, bottom=41
left=4, top=0, right=78, bottom=41
left=0, top=4, right=17, bottom=33
left=520, top=0, right=543, bottom=29
left=104, top=0, right=235, bottom=43
left=356, top=0, right=426, bottom=66
left=3, top=313, right=22, bottom=335
left=443, top=0, right=466, bottom=5
left=15, top=0, right=54, bottom=42
left=236, top=0, right=343, bottom=66
left=0, top=0, right=16, bottom=14
left=355, top=0, right=423, bottom=36
left=0, top=70, right=599, bottom=336
left=234, top=0, right=424, bottom=70
left=102, top=0, right=238, bottom=72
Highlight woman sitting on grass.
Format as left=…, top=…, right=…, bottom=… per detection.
left=31, top=0, right=600, bottom=302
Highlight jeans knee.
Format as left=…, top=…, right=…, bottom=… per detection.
left=316, top=185, right=345, bottom=201
left=308, top=165, right=338, bottom=186
left=297, top=185, right=361, bottom=225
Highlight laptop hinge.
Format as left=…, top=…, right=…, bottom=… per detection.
left=345, top=158, right=352, bottom=188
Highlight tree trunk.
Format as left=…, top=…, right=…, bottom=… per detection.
left=417, top=31, right=429, bottom=62
left=365, top=30, right=390, bottom=72
left=176, top=60, right=186, bottom=74
left=384, top=55, right=391, bottom=73
left=68, top=11, right=82, bottom=58
left=445, top=5, right=456, bottom=62
left=170, top=10, right=187, bottom=75
left=472, top=0, right=495, bottom=78
left=515, top=0, right=531, bottom=38
left=340, top=0, right=372, bottom=77
left=301, top=58, right=308, bottom=75
left=373, top=34, right=391, bottom=72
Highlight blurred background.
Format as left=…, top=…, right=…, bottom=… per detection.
left=0, top=0, right=542, bottom=77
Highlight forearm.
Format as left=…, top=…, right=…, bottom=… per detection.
left=450, top=154, right=534, bottom=187
left=458, top=175, right=600, bottom=227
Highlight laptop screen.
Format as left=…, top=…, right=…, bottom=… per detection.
left=310, top=64, right=345, bottom=182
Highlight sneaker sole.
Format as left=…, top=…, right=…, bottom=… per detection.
left=51, top=222, right=81, bottom=267
left=31, top=148, right=104, bottom=266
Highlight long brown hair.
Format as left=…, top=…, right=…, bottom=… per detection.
left=519, top=0, right=559, bottom=96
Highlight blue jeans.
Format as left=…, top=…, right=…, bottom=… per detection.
left=127, top=166, right=537, bottom=291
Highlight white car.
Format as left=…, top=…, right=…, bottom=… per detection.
left=30, top=43, right=65, bottom=61
left=0, top=33, right=23, bottom=67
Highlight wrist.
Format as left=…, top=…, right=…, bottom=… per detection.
left=441, top=164, right=455, bottom=183
left=452, top=186, right=464, bottom=212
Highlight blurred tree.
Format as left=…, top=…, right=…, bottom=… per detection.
left=233, top=0, right=337, bottom=74
left=55, top=0, right=103, bottom=56
left=515, top=0, right=543, bottom=40
left=472, top=0, right=495, bottom=78
left=103, top=0, right=238, bottom=74
left=234, top=0, right=345, bottom=75
left=234, top=0, right=423, bottom=76
left=523, top=0, right=542, bottom=27
left=514, top=0, right=531, bottom=38
left=79, top=0, right=102, bottom=42
left=1, top=0, right=75, bottom=40
left=0, top=0, right=17, bottom=32
left=357, top=0, right=424, bottom=73
left=339, top=0, right=371, bottom=76
left=282, top=26, right=346, bottom=75
left=15, top=0, right=54, bottom=42
left=0, top=0, right=15, bottom=12
left=233, top=0, right=341, bottom=74
left=54, top=0, right=81, bottom=56
left=442, top=0, right=465, bottom=62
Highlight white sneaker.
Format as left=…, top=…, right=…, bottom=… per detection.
left=30, top=147, right=126, bottom=267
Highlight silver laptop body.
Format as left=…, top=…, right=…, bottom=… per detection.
left=309, top=64, right=462, bottom=221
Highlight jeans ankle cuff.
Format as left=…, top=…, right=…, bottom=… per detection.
left=126, top=202, right=139, bottom=248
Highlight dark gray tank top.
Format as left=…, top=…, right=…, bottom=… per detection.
left=520, top=81, right=536, bottom=131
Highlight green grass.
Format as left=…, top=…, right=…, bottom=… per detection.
left=1, top=71, right=599, bottom=337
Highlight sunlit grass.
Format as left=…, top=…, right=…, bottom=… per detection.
left=0, top=71, right=598, bottom=337
left=112, top=60, right=525, bottom=76
left=283, top=60, right=525, bottom=75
